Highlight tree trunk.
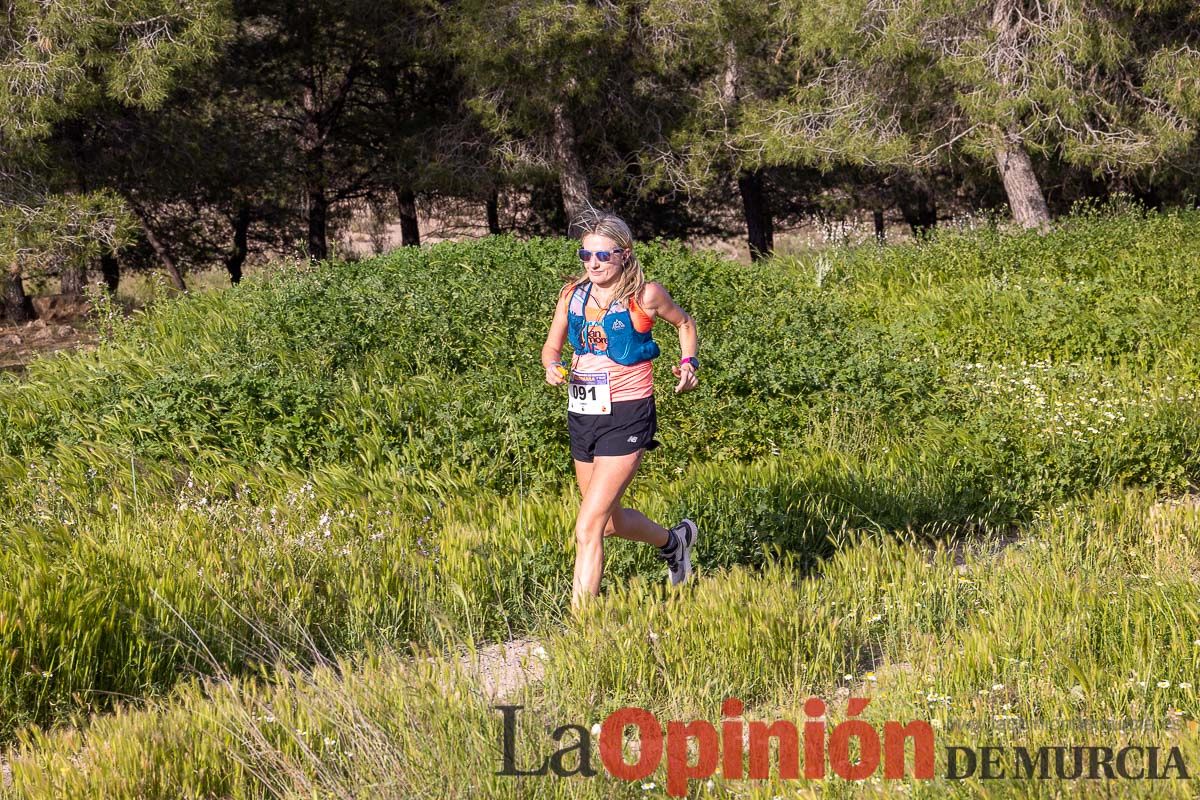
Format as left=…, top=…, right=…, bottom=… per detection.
left=138, top=214, right=187, bottom=292
left=100, top=251, right=120, bottom=293
left=60, top=263, right=87, bottom=297
left=486, top=188, right=501, bottom=235
left=894, top=172, right=938, bottom=238
left=721, top=44, right=774, bottom=260
left=301, top=83, right=329, bottom=261
left=736, top=169, right=774, bottom=261
left=873, top=207, right=886, bottom=244
left=994, top=135, right=1051, bottom=230
left=395, top=186, right=420, bottom=247
left=225, top=205, right=251, bottom=285
left=550, top=103, right=591, bottom=233
left=991, top=0, right=1051, bottom=230
left=304, top=159, right=329, bottom=260
left=4, top=260, right=35, bottom=323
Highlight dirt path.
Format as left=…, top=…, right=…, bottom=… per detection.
left=456, top=636, right=547, bottom=700
left=0, top=319, right=95, bottom=374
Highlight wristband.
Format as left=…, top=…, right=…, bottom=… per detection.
left=680, top=356, right=699, bottom=371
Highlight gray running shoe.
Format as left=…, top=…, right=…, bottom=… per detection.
left=659, top=518, right=698, bottom=586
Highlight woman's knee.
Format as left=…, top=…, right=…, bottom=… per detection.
left=575, top=512, right=609, bottom=545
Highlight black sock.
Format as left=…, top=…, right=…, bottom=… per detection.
left=659, top=529, right=678, bottom=553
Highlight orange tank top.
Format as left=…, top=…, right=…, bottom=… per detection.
left=568, top=288, right=655, bottom=402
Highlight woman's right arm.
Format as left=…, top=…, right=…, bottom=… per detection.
left=541, top=290, right=570, bottom=385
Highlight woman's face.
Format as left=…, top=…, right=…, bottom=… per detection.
left=580, top=233, right=626, bottom=288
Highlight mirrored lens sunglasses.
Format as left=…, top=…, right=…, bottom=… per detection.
left=577, top=248, right=625, bottom=263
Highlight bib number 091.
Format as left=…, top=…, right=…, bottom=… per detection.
left=567, top=371, right=612, bottom=415
left=571, top=384, right=598, bottom=401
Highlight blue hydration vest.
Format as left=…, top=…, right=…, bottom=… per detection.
left=566, top=282, right=660, bottom=366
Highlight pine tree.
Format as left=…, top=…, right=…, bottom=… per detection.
left=755, top=0, right=1199, bottom=229
left=1, top=0, right=226, bottom=319
left=449, top=0, right=638, bottom=230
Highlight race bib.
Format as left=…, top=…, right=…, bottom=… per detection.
left=567, top=371, right=611, bottom=415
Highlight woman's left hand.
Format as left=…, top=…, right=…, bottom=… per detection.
left=672, top=364, right=699, bottom=394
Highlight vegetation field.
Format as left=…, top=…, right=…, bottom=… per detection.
left=2, top=207, right=1200, bottom=797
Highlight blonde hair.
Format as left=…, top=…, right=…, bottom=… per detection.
left=567, top=208, right=646, bottom=306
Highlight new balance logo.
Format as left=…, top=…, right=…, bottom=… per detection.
left=627, top=436, right=639, bottom=443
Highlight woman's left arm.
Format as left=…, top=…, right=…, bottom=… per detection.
left=641, top=282, right=698, bottom=394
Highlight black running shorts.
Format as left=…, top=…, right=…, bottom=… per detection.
left=568, top=396, right=660, bottom=463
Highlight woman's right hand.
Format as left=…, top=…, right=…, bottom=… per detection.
left=545, top=363, right=568, bottom=385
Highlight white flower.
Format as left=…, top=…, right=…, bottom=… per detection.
left=1158, top=680, right=1171, bottom=689
left=641, top=782, right=656, bottom=790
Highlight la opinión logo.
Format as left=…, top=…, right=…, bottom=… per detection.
left=497, top=697, right=934, bottom=796
left=496, top=698, right=1190, bottom=795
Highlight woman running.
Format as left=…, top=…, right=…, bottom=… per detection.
left=541, top=210, right=700, bottom=609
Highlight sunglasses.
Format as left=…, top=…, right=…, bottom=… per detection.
left=577, top=247, right=625, bottom=263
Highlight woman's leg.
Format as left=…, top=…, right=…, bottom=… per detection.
left=573, top=459, right=671, bottom=547
left=571, top=450, right=667, bottom=608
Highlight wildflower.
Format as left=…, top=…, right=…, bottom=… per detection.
left=1158, top=680, right=1171, bottom=689
left=865, top=672, right=877, bottom=682
left=642, top=782, right=656, bottom=790
left=1180, top=683, right=1193, bottom=690
left=992, top=684, right=1005, bottom=691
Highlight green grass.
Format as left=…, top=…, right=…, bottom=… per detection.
left=1, top=205, right=1200, bottom=795
left=4, top=488, right=1199, bottom=798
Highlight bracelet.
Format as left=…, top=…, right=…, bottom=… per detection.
left=680, top=356, right=699, bottom=371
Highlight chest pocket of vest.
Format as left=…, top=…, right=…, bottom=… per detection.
left=583, top=320, right=608, bottom=353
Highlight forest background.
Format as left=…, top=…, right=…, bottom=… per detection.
left=4, top=0, right=1200, bottom=319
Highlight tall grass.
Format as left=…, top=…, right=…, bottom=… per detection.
left=5, top=488, right=1199, bottom=798
left=0, top=433, right=1003, bottom=738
